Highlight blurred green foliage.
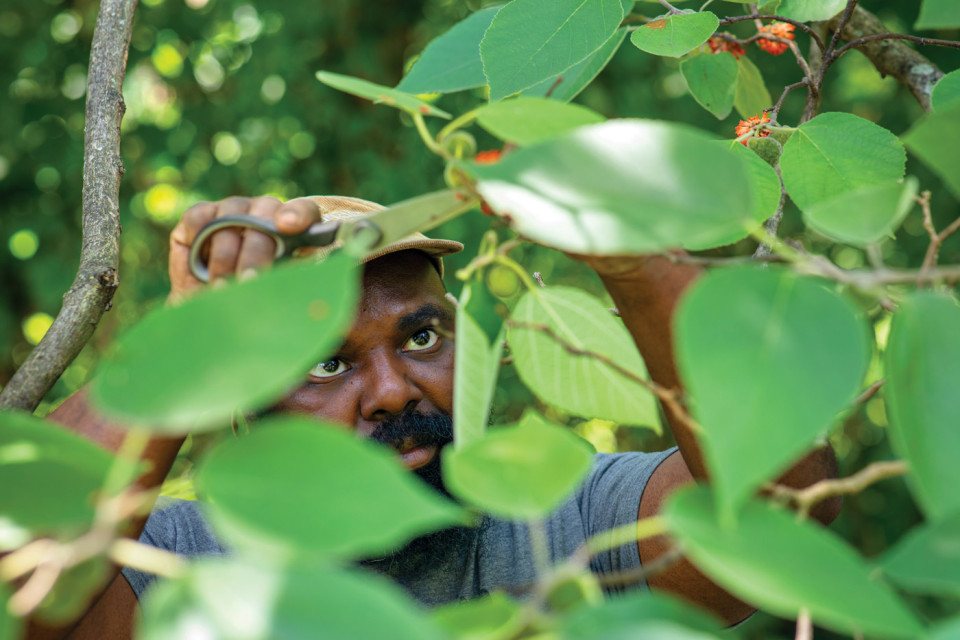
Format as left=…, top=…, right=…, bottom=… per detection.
left=1, top=0, right=958, bottom=633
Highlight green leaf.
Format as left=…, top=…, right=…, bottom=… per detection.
left=880, top=511, right=960, bottom=599
left=915, top=0, right=960, bottom=29
left=196, top=416, right=466, bottom=558
left=629, top=11, right=720, bottom=58
left=903, top=102, right=960, bottom=199
left=315, top=70, right=450, bottom=119
left=780, top=112, right=906, bottom=210
left=676, top=266, right=869, bottom=518
left=734, top=55, right=771, bottom=118
left=508, top=286, right=661, bottom=429
left=36, top=559, right=109, bottom=625
left=476, top=97, right=605, bottom=146
left=432, top=592, right=524, bottom=640
left=0, top=582, right=21, bottom=640
left=522, top=28, right=628, bottom=102
left=481, top=0, right=625, bottom=100
left=561, top=591, right=725, bottom=639
left=443, top=411, right=594, bottom=519
left=0, top=411, right=115, bottom=548
left=469, top=120, right=756, bottom=254
left=91, top=253, right=359, bottom=433
left=776, top=0, right=845, bottom=22
left=731, top=141, right=781, bottom=236
left=680, top=52, right=737, bottom=119
left=664, top=486, right=923, bottom=639
left=930, top=616, right=960, bottom=640
left=802, top=177, right=919, bottom=246
left=138, top=557, right=444, bottom=640
left=396, top=6, right=500, bottom=95
left=884, top=291, right=960, bottom=521
left=454, top=281, right=503, bottom=449
left=932, top=69, right=960, bottom=110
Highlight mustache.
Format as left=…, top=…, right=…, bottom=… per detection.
left=369, top=410, right=454, bottom=451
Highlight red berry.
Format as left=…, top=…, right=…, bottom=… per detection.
left=756, top=21, right=795, bottom=56
left=735, top=113, right=771, bottom=145
left=708, top=37, right=745, bottom=59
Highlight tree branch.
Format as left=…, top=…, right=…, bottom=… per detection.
left=826, top=5, right=944, bottom=111
left=766, top=460, right=908, bottom=518
left=0, top=0, right=137, bottom=411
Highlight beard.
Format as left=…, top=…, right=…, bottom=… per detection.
left=361, top=409, right=477, bottom=574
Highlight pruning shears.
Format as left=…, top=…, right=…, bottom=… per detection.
left=188, top=190, right=475, bottom=283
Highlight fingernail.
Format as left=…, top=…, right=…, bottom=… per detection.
left=239, top=268, right=257, bottom=282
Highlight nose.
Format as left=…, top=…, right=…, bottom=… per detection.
left=359, top=350, right=423, bottom=422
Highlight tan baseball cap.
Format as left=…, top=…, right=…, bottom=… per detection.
left=303, top=195, right=464, bottom=277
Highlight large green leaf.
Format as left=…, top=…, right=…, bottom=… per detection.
left=91, top=253, right=359, bottom=433
left=476, top=97, right=604, bottom=146
left=469, top=119, right=756, bottom=254
left=316, top=71, right=450, bottom=118
left=396, top=6, right=500, bottom=95
left=561, top=591, right=725, bottom=639
left=802, top=177, right=919, bottom=246
left=0, top=411, right=115, bottom=549
left=731, top=141, right=781, bottom=234
left=734, top=55, right=771, bottom=118
left=932, top=69, right=960, bottom=110
left=930, top=616, right=960, bottom=640
left=453, top=281, right=503, bottom=449
left=138, top=557, right=444, bottom=640
left=680, top=52, right=737, bottom=119
left=629, top=11, right=719, bottom=58
left=443, top=411, right=594, bottom=519
left=676, top=266, right=869, bottom=518
left=508, top=286, right=661, bottom=429
left=884, top=292, right=960, bottom=521
left=880, top=511, right=960, bottom=599
left=432, top=591, right=524, bottom=640
left=915, top=0, right=960, bottom=29
left=664, top=486, right=923, bottom=639
left=196, top=416, right=467, bottom=558
left=522, top=28, right=628, bottom=102
left=780, top=112, right=906, bottom=210
left=776, top=0, right=845, bottom=22
left=481, top=0, right=625, bottom=100
left=903, top=102, right=960, bottom=199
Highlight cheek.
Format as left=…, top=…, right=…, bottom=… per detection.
left=274, top=382, right=358, bottom=428
left=413, top=348, right=455, bottom=414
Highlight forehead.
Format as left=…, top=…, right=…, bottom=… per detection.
left=356, top=250, right=448, bottom=318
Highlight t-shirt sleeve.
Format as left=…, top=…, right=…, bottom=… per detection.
left=578, top=448, right=678, bottom=588
left=121, top=498, right=227, bottom=599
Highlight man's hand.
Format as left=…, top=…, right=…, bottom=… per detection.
left=168, top=196, right=322, bottom=303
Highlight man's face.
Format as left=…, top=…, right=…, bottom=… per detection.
left=273, top=250, right=456, bottom=472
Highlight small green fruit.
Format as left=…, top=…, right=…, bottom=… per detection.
left=485, top=265, right=521, bottom=299
left=442, top=131, right=478, bottom=159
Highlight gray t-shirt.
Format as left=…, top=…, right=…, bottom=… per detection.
left=123, top=449, right=676, bottom=606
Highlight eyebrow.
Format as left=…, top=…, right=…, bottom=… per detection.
left=396, top=303, right=452, bottom=335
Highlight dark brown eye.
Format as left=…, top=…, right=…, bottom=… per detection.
left=309, top=358, right=348, bottom=378
left=404, top=328, right=439, bottom=352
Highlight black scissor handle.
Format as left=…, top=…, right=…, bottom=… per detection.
left=188, top=215, right=289, bottom=283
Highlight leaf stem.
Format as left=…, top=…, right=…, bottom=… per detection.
left=109, top=538, right=187, bottom=579
left=412, top=112, right=448, bottom=159
left=585, top=516, right=666, bottom=557
left=437, top=108, right=480, bottom=143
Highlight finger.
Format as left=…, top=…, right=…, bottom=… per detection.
left=275, top=197, right=322, bottom=235
left=171, top=201, right=217, bottom=248
left=236, top=196, right=282, bottom=273
left=207, top=197, right=250, bottom=281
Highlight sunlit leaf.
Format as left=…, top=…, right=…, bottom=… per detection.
left=734, top=56, right=771, bottom=118
left=316, top=71, right=451, bottom=118
left=629, top=11, right=719, bottom=58
left=0, top=411, right=115, bottom=548
left=508, top=286, right=661, bottom=429
left=196, top=416, right=467, bottom=558
left=802, top=177, right=918, bottom=246
left=880, top=510, right=960, bottom=599
left=680, top=52, right=737, bottom=119
left=664, top=486, right=923, bottom=639
left=523, top=28, right=628, bottom=102
left=91, top=254, right=359, bottom=433
left=780, top=112, right=906, bottom=210
left=931, top=69, right=960, bottom=110
left=454, top=281, right=503, bottom=449
left=776, top=0, right=845, bottom=22
left=443, top=411, right=594, bottom=519
left=561, top=590, right=725, bottom=639
left=397, top=6, right=501, bottom=94
left=476, top=97, right=604, bottom=146
left=884, top=291, right=960, bottom=521
left=903, top=102, right=960, bottom=199
left=915, top=0, right=960, bottom=30
left=676, top=266, right=869, bottom=518
left=433, top=591, right=524, bottom=640
left=138, top=557, right=444, bottom=640
left=470, top=120, right=756, bottom=254
left=481, top=0, right=625, bottom=100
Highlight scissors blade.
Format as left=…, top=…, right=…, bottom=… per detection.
left=335, top=189, right=477, bottom=254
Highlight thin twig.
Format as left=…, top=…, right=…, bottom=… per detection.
left=766, top=460, right=908, bottom=518
left=769, top=79, right=808, bottom=121
left=0, top=0, right=138, bottom=410
left=919, top=191, right=960, bottom=279
left=834, top=32, right=960, bottom=58
left=596, top=546, right=683, bottom=587
left=656, top=0, right=683, bottom=15
left=719, top=14, right=826, bottom=51
left=754, top=165, right=788, bottom=259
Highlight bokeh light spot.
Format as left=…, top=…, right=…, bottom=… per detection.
left=212, top=133, right=242, bottom=165
left=23, top=312, right=54, bottom=346
left=9, top=229, right=39, bottom=260
left=144, top=183, right=182, bottom=223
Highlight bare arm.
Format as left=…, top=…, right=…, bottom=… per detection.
left=584, top=254, right=840, bottom=624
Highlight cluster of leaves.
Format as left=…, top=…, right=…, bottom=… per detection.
left=2, top=0, right=960, bottom=639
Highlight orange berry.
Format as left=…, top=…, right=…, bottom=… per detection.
left=475, top=149, right=503, bottom=165
left=708, top=36, right=745, bottom=59
left=757, top=21, right=795, bottom=56
left=735, top=113, right=771, bottom=145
